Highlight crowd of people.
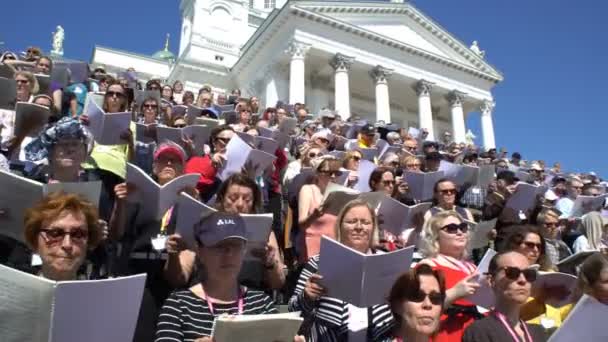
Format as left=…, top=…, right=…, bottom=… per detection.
left=0, top=46, right=607, bottom=342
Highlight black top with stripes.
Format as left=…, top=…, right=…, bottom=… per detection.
left=155, top=287, right=277, bottom=342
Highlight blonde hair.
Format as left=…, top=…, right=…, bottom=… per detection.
left=15, top=70, right=39, bottom=95
left=334, top=199, right=379, bottom=248
left=419, top=210, right=469, bottom=258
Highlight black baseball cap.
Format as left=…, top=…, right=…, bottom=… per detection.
left=512, top=152, right=522, bottom=159
left=360, top=124, right=376, bottom=136
left=194, top=212, right=248, bottom=247
left=497, top=170, right=520, bottom=185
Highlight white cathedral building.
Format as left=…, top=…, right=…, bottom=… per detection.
left=91, top=0, right=503, bottom=149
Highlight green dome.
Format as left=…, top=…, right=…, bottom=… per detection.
left=154, top=34, right=175, bottom=61
left=153, top=49, right=175, bottom=61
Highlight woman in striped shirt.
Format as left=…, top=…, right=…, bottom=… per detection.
left=155, top=211, right=299, bottom=342
left=289, top=199, right=395, bottom=341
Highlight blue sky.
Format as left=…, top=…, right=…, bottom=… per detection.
left=2, top=0, right=606, bottom=176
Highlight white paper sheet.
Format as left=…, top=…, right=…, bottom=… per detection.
left=438, top=161, right=479, bottom=187
left=404, top=171, right=445, bottom=201
left=0, top=265, right=54, bottom=342
left=126, top=163, right=200, bottom=221
left=505, top=182, right=548, bottom=213
left=548, top=295, right=608, bottom=342
left=0, top=265, right=146, bottom=342
left=318, top=237, right=414, bottom=307
left=570, top=194, right=608, bottom=218
left=212, top=312, right=303, bottom=342
left=51, top=274, right=147, bottom=342
left=175, top=193, right=217, bottom=248
left=219, top=134, right=252, bottom=180
left=467, top=249, right=496, bottom=309
left=353, top=160, right=376, bottom=192
left=85, top=97, right=131, bottom=145
left=468, top=219, right=498, bottom=250
left=0, top=170, right=45, bottom=242
left=377, top=197, right=431, bottom=236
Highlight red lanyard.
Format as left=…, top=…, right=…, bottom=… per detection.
left=493, top=311, right=532, bottom=342
left=203, top=286, right=244, bottom=316
left=438, top=254, right=473, bottom=275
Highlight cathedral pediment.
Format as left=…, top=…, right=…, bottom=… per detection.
left=291, top=1, right=503, bottom=82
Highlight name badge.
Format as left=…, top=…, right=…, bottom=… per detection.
left=151, top=234, right=167, bottom=251
left=519, top=211, right=527, bottom=221
left=472, top=188, right=481, bottom=194
left=540, top=317, right=555, bottom=329
left=31, top=254, right=43, bottom=267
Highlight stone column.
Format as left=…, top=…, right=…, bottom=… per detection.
left=480, top=100, right=496, bottom=150
left=446, top=90, right=467, bottom=143
left=285, top=40, right=311, bottom=104
left=370, top=65, right=393, bottom=124
left=330, top=53, right=355, bottom=118
left=414, top=79, right=435, bottom=141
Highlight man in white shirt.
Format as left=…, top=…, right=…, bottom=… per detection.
left=555, top=177, right=584, bottom=217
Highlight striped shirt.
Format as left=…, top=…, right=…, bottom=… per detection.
left=288, top=255, right=394, bottom=341
left=155, top=287, right=277, bottom=342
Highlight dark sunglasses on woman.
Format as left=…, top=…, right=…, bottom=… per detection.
left=440, top=222, right=469, bottom=234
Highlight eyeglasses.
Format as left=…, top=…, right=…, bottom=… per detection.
left=3, top=56, right=16, bottom=61
left=15, top=79, right=29, bottom=84
left=439, top=189, right=457, bottom=195
left=440, top=222, right=469, bottom=234
left=216, top=137, right=231, bottom=144
left=495, top=266, right=538, bottom=282
left=382, top=180, right=395, bottom=186
left=308, top=153, right=319, bottom=158
left=174, top=124, right=187, bottom=128
left=106, top=91, right=125, bottom=99
left=240, top=109, right=251, bottom=113
left=350, top=156, right=361, bottom=162
left=404, top=146, right=417, bottom=152
left=406, top=163, right=421, bottom=168
left=319, top=170, right=341, bottom=177
left=40, top=228, right=88, bottom=244
left=143, top=104, right=158, bottom=109
left=522, top=241, right=542, bottom=250
left=407, top=290, right=444, bottom=305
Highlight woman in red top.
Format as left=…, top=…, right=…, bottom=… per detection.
left=184, top=125, right=234, bottom=202
left=418, top=210, right=484, bottom=342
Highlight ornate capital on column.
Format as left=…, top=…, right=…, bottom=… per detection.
left=414, top=79, right=434, bottom=97
left=330, top=53, right=355, bottom=72
left=370, top=65, right=393, bottom=84
left=479, top=99, right=495, bottom=114
left=446, top=90, right=467, bottom=107
left=285, top=40, right=311, bottom=59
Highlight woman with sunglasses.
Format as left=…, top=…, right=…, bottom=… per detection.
left=185, top=125, right=235, bottom=202
left=424, top=178, right=474, bottom=224
left=133, top=97, right=162, bottom=174
left=297, top=155, right=343, bottom=262
left=81, top=82, right=135, bottom=184
left=283, top=143, right=325, bottom=186
left=500, top=226, right=573, bottom=331
left=369, top=166, right=396, bottom=197
left=23, top=192, right=104, bottom=281
left=14, top=70, right=39, bottom=102
left=418, top=210, right=483, bottom=342
left=381, top=264, right=447, bottom=342
left=341, top=150, right=362, bottom=188
left=289, top=199, right=394, bottom=341
left=231, top=104, right=252, bottom=132
left=463, top=251, right=547, bottom=342
left=402, top=155, right=423, bottom=173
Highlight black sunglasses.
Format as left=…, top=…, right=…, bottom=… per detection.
left=522, top=241, right=542, bottom=250
left=320, top=170, right=342, bottom=177
left=216, top=137, right=230, bottom=144
left=495, top=266, right=538, bottom=282
left=106, top=91, right=125, bottom=99
left=440, top=222, right=469, bottom=234
left=407, top=290, right=444, bottom=305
